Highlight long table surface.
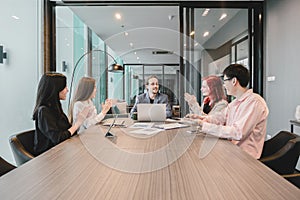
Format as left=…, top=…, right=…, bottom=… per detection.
left=1, top=119, right=299, bottom=199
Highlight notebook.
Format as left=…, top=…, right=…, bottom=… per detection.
left=137, top=104, right=166, bottom=122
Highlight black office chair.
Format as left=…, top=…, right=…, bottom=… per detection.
left=260, top=131, right=298, bottom=159
left=9, top=130, right=35, bottom=166
left=0, top=156, right=16, bottom=177
left=260, top=137, right=300, bottom=175
left=282, top=172, right=300, bottom=189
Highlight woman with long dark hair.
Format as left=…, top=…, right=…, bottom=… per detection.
left=32, top=72, right=88, bottom=155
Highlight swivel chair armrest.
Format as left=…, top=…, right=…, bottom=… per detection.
left=282, top=173, right=300, bottom=178
left=282, top=173, right=300, bottom=189
left=9, top=136, right=34, bottom=166
left=259, top=142, right=295, bottom=162
left=261, top=131, right=298, bottom=158
left=260, top=137, right=300, bottom=175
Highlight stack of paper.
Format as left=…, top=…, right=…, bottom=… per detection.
left=154, top=123, right=189, bottom=130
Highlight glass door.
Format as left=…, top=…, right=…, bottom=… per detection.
left=180, top=5, right=262, bottom=113
left=124, top=64, right=180, bottom=108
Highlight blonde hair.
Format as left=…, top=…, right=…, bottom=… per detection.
left=68, top=77, right=96, bottom=123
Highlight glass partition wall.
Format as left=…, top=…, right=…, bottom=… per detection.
left=50, top=1, right=263, bottom=116
left=124, top=64, right=180, bottom=107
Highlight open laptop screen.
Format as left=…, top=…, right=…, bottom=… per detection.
left=137, top=104, right=166, bottom=122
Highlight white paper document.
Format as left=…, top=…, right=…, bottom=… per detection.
left=129, top=123, right=154, bottom=129
left=154, top=123, right=189, bottom=130
left=129, top=128, right=163, bottom=135
left=102, top=119, right=125, bottom=126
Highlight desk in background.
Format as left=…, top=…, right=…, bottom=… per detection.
left=1, top=120, right=299, bottom=199
left=290, top=119, right=300, bottom=133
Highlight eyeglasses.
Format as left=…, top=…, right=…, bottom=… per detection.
left=223, top=77, right=234, bottom=82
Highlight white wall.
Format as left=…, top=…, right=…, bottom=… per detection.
left=265, top=0, right=300, bottom=135
left=265, top=0, right=300, bottom=169
left=0, top=0, right=41, bottom=164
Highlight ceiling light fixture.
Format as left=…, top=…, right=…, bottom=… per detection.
left=12, top=15, right=20, bottom=20
left=190, top=31, right=195, bottom=36
left=124, top=32, right=128, bottom=36
left=152, top=51, right=173, bottom=55
left=115, top=13, right=122, bottom=20
left=202, top=9, right=210, bottom=17
left=219, top=13, right=227, bottom=21
left=203, top=31, right=209, bottom=37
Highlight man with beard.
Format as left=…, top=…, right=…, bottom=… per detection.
left=130, top=75, right=172, bottom=118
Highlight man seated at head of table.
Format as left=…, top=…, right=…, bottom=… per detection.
left=130, top=75, right=172, bottom=118
left=191, top=64, right=269, bottom=159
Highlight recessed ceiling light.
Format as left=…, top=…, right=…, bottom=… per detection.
left=219, top=13, right=227, bottom=21
left=12, top=15, right=20, bottom=20
left=190, top=31, right=195, bottom=36
left=134, top=52, right=137, bottom=55
left=202, top=9, right=210, bottom=17
left=194, top=42, right=199, bottom=46
left=137, top=57, right=139, bottom=60
left=129, top=43, right=133, bottom=47
left=203, top=31, right=209, bottom=37
left=124, top=32, right=128, bottom=36
left=115, top=13, right=122, bottom=20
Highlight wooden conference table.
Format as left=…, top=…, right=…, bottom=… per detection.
left=1, top=119, right=299, bottom=200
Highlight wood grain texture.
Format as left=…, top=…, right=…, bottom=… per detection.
left=1, top=123, right=299, bottom=200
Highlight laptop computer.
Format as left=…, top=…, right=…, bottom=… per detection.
left=137, top=104, right=166, bottom=122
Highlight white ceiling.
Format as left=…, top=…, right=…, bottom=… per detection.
left=61, top=2, right=249, bottom=66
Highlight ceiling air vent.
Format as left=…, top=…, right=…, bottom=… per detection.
left=152, top=51, right=173, bottom=55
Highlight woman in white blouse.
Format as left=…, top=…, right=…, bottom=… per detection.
left=69, top=77, right=112, bottom=133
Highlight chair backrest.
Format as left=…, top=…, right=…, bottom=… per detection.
left=261, top=131, right=298, bottom=158
left=0, top=156, right=16, bottom=177
left=9, top=130, right=35, bottom=166
left=261, top=137, right=300, bottom=175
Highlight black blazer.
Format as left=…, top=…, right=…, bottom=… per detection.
left=34, top=105, right=72, bottom=155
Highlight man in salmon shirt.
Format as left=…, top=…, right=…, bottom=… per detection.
left=196, top=64, right=269, bottom=159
